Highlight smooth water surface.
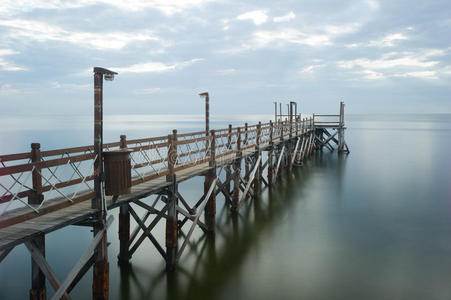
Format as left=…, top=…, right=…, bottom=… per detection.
left=1, top=114, right=451, bottom=300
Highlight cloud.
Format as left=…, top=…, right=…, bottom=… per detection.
left=237, top=10, right=268, bottom=26
left=0, top=0, right=215, bottom=16
left=134, top=88, right=162, bottom=94
left=299, top=64, right=325, bottom=73
left=0, top=83, right=20, bottom=95
left=49, top=81, right=90, bottom=89
left=273, top=11, right=296, bottom=23
left=338, top=49, right=448, bottom=80
left=0, top=49, right=26, bottom=71
left=392, top=71, right=438, bottom=79
left=337, top=50, right=445, bottom=70
left=216, top=68, right=236, bottom=75
left=0, top=19, right=159, bottom=50
left=114, top=58, right=203, bottom=73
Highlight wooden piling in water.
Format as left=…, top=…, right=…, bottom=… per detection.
left=29, top=142, right=46, bottom=300
left=205, top=130, right=216, bottom=233
left=166, top=130, right=178, bottom=269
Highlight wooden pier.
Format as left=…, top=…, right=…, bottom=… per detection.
left=0, top=70, right=349, bottom=300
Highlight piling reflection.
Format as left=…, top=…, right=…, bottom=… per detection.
left=118, top=152, right=348, bottom=300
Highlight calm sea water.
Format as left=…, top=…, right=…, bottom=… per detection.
left=1, top=114, right=451, bottom=300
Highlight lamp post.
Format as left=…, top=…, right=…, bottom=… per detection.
left=199, top=92, right=210, bottom=135
left=92, top=66, right=117, bottom=300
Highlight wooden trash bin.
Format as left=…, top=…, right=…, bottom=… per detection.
left=103, top=149, right=132, bottom=196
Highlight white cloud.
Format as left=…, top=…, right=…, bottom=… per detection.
left=0, top=19, right=159, bottom=50
left=392, top=71, right=438, bottom=79
left=365, top=0, right=380, bottom=10
left=237, top=10, right=268, bottom=26
left=273, top=12, right=296, bottom=23
left=0, top=83, right=20, bottom=95
left=337, top=50, right=444, bottom=70
left=134, top=88, right=162, bottom=94
left=360, top=69, right=385, bottom=80
left=216, top=68, right=236, bottom=75
left=338, top=49, right=448, bottom=80
left=369, top=33, right=409, bottom=47
left=50, top=81, right=90, bottom=89
left=114, top=58, right=203, bottom=73
left=220, top=23, right=359, bottom=53
left=0, top=48, right=26, bottom=71
left=0, top=0, right=214, bottom=16
left=300, top=64, right=325, bottom=73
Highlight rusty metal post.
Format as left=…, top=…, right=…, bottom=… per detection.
left=28, top=143, right=46, bottom=300
left=166, top=130, right=178, bottom=269
left=118, top=135, right=130, bottom=265
left=204, top=130, right=216, bottom=233
left=232, top=128, right=241, bottom=212
left=268, top=121, right=273, bottom=186
left=92, top=67, right=116, bottom=300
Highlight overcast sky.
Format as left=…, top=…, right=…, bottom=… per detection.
left=0, top=0, right=450, bottom=116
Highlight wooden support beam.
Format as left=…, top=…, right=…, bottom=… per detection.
left=165, top=178, right=178, bottom=270
left=118, top=203, right=130, bottom=264
left=238, top=155, right=261, bottom=207
left=52, top=215, right=113, bottom=300
left=177, top=177, right=218, bottom=262
left=204, top=130, right=216, bottom=234
left=290, top=138, right=301, bottom=167
left=0, top=246, right=13, bottom=264
left=129, top=202, right=170, bottom=257
left=274, top=145, right=285, bottom=181
left=129, top=205, right=166, bottom=260
left=25, top=241, right=71, bottom=300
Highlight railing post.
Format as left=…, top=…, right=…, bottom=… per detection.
left=28, top=143, right=46, bottom=300
left=205, top=130, right=216, bottom=233
left=166, top=129, right=178, bottom=269
left=232, top=127, right=241, bottom=212
left=118, top=135, right=130, bottom=265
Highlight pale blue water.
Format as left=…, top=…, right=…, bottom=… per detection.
left=1, top=114, right=451, bottom=299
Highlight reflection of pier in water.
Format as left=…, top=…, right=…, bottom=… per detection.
left=118, top=152, right=348, bottom=300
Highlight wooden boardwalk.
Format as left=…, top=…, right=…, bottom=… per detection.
left=0, top=102, right=348, bottom=300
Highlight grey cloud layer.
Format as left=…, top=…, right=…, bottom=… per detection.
left=0, top=0, right=450, bottom=114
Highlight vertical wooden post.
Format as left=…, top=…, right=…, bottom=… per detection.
left=338, top=101, right=345, bottom=151
left=268, top=121, right=273, bottom=186
left=226, top=124, right=232, bottom=198
left=28, top=143, right=46, bottom=300
left=118, top=135, right=130, bottom=265
left=232, top=127, right=241, bottom=212
left=166, top=130, right=178, bottom=269
left=253, top=122, right=261, bottom=198
left=92, top=68, right=113, bottom=300
left=204, top=130, right=216, bottom=233
left=244, top=123, right=249, bottom=179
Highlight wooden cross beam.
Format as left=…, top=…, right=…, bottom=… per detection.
left=129, top=205, right=166, bottom=260
left=0, top=246, right=13, bottom=264
left=50, top=215, right=114, bottom=300
left=273, top=145, right=285, bottom=182
left=176, top=177, right=218, bottom=262
left=129, top=203, right=169, bottom=257
left=25, top=241, right=71, bottom=300
left=238, top=155, right=261, bottom=207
